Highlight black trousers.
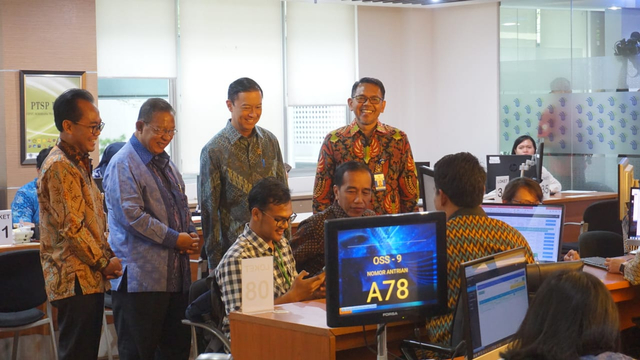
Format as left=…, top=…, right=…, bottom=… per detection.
left=51, top=278, right=105, bottom=360
left=112, top=289, right=191, bottom=360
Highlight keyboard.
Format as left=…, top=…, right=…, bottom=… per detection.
left=582, top=256, right=608, bottom=270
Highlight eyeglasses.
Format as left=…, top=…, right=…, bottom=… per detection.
left=352, top=95, right=383, bottom=105
left=146, top=124, right=178, bottom=137
left=74, top=121, right=105, bottom=135
left=261, top=210, right=297, bottom=228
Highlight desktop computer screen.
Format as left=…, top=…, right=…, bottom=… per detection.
left=324, top=212, right=449, bottom=327
left=485, top=155, right=537, bottom=192
left=461, top=248, right=529, bottom=360
left=418, top=165, right=437, bottom=211
left=630, top=187, right=640, bottom=238
left=481, top=203, right=564, bottom=263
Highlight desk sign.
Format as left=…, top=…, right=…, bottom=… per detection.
left=0, top=210, right=12, bottom=245
left=495, top=176, right=510, bottom=202
left=241, top=256, right=274, bottom=314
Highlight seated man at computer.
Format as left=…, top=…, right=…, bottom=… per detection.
left=11, top=147, right=51, bottom=226
left=292, top=161, right=377, bottom=275
left=215, top=177, right=325, bottom=338
left=427, top=152, right=535, bottom=344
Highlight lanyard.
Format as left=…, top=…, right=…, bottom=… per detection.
left=273, top=243, right=291, bottom=287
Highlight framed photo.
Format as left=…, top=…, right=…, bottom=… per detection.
left=19, top=70, right=86, bottom=165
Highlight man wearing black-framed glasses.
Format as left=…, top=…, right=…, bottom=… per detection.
left=215, top=177, right=325, bottom=338
left=313, top=77, right=419, bottom=216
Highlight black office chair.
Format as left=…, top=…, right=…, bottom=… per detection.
left=578, top=231, right=625, bottom=258
left=182, top=276, right=231, bottom=359
left=526, top=261, right=584, bottom=299
left=0, top=249, right=58, bottom=360
left=563, top=199, right=623, bottom=253
left=400, top=296, right=465, bottom=360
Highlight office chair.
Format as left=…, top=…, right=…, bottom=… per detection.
left=182, top=276, right=231, bottom=359
left=563, top=199, right=623, bottom=253
left=578, top=231, right=625, bottom=258
left=526, top=261, right=583, bottom=299
left=101, top=291, right=115, bottom=360
left=400, top=296, right=465, bottom=360
left=0, top=249, right=58, bottom=360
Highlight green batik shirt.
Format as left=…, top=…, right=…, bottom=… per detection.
left=200, top=120, right=288, bottom=269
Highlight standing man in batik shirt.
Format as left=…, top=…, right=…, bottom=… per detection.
left=104, top=98, right=198, bottom=360
left=39, top=89, right=122, bottom=360
left=200, top=77, right=288, bottom=270
left=313, top=77, right=419, bottom=215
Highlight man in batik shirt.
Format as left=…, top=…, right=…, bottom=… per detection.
left=313, top=77, right=419, bottom=215
left=39, top=89, right=122, bottom=360
left=199, top=77, right=288, bottom=270
left=292, top=161, right=376, bottom=275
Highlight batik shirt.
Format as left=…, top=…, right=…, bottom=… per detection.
left=313, top=120, right=419, bottom=215
left=425, top=207, right=535, bottom=345
left=292, top=203, right=376, bottom=275
left=11, top=178, right=39, bottom=224
left=624, top=254, right=640, bottom=286
left=38, top=139, right=114, bottom=301
left=215, top=224, right=297, bottom=338
left=200, top=120, right=287, bottom=269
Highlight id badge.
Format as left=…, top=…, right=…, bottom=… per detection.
left=374, top=173, right=386, bottom=191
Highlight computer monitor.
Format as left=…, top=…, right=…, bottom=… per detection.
left=629, top=187, right=640, bottom=238
left=418, top=165, right=437, bottom=211
left=324, top=211, right=448, bottom=328
left=460, top=248, right=529, bottom=360
left=485, top=155, right=537, bottom=192
left=481, top=203, right=564, bottom=263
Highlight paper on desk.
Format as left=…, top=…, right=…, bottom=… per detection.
left=241, top=256, right=274, bottom=314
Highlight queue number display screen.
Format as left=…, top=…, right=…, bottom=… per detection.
left=336, top=222, right=439, bottom=316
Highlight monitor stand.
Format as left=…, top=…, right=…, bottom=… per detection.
left=377, top=323, right=387, bottom=360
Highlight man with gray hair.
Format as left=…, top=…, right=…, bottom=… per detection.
left=104, top=98, right=198, bottom=360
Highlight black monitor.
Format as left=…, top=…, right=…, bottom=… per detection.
left=485, top=155, right=537, bottom=192
left=481, top=203, right=564, bottom=263
left=460, top=248, right=529, bottom=360
left=630, top=187, right=640, bottom=238
left=324, top=212, right=448, bottom=328
left=418, top=165, right=437, bottom=212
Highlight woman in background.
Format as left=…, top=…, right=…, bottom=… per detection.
left=501, top=271, right=633, bottom=360
left=511, top=135, right=562, bottom=194
left=502, top=177, right=543, bottom=205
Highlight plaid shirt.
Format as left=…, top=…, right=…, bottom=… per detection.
left=215, top=224, right=298, bottom=338
left=313, top=120, right=419, bottom=215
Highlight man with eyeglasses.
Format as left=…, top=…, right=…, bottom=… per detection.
left=216, top=177, right=325, bottom=338
left=200, top=77, right=288, bottom=272
left=38, top=88, right=123, bottom=360
left=103, top=98, right=198, bottom=359
left=313, top=77, right=419, bottom=215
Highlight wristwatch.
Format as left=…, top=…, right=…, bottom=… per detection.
left=619, top=262, right=626, bottom=274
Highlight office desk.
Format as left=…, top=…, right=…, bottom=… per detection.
left=584, top=264, right=640, bottom=330
left=543, top=191, right=617, bottom=245
left=229, top=300, right=422, bottom=360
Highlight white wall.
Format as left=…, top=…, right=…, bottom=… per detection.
left=96, top=0, right=176, bottom=78
left=178, top=0, right=284, bottom=174
left=358, top=3, right=500, bottom=167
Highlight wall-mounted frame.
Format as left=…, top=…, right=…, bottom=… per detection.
left=19, top=70, right=86, bottom=165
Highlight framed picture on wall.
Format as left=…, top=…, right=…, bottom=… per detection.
left=19, top=70, right=86, bottom=165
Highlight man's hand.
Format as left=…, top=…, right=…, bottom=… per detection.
left=102, top=257, right=123, bottom=280
left=604, top=257, right=625, bottom=274
left=564, top=249, right=580, bottom=261
left=176, top=232, right=199, bottom=254
left=281, top=271, right=326, bottom=303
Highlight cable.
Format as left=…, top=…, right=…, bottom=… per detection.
left=449, top=340, right=466, bottom=360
